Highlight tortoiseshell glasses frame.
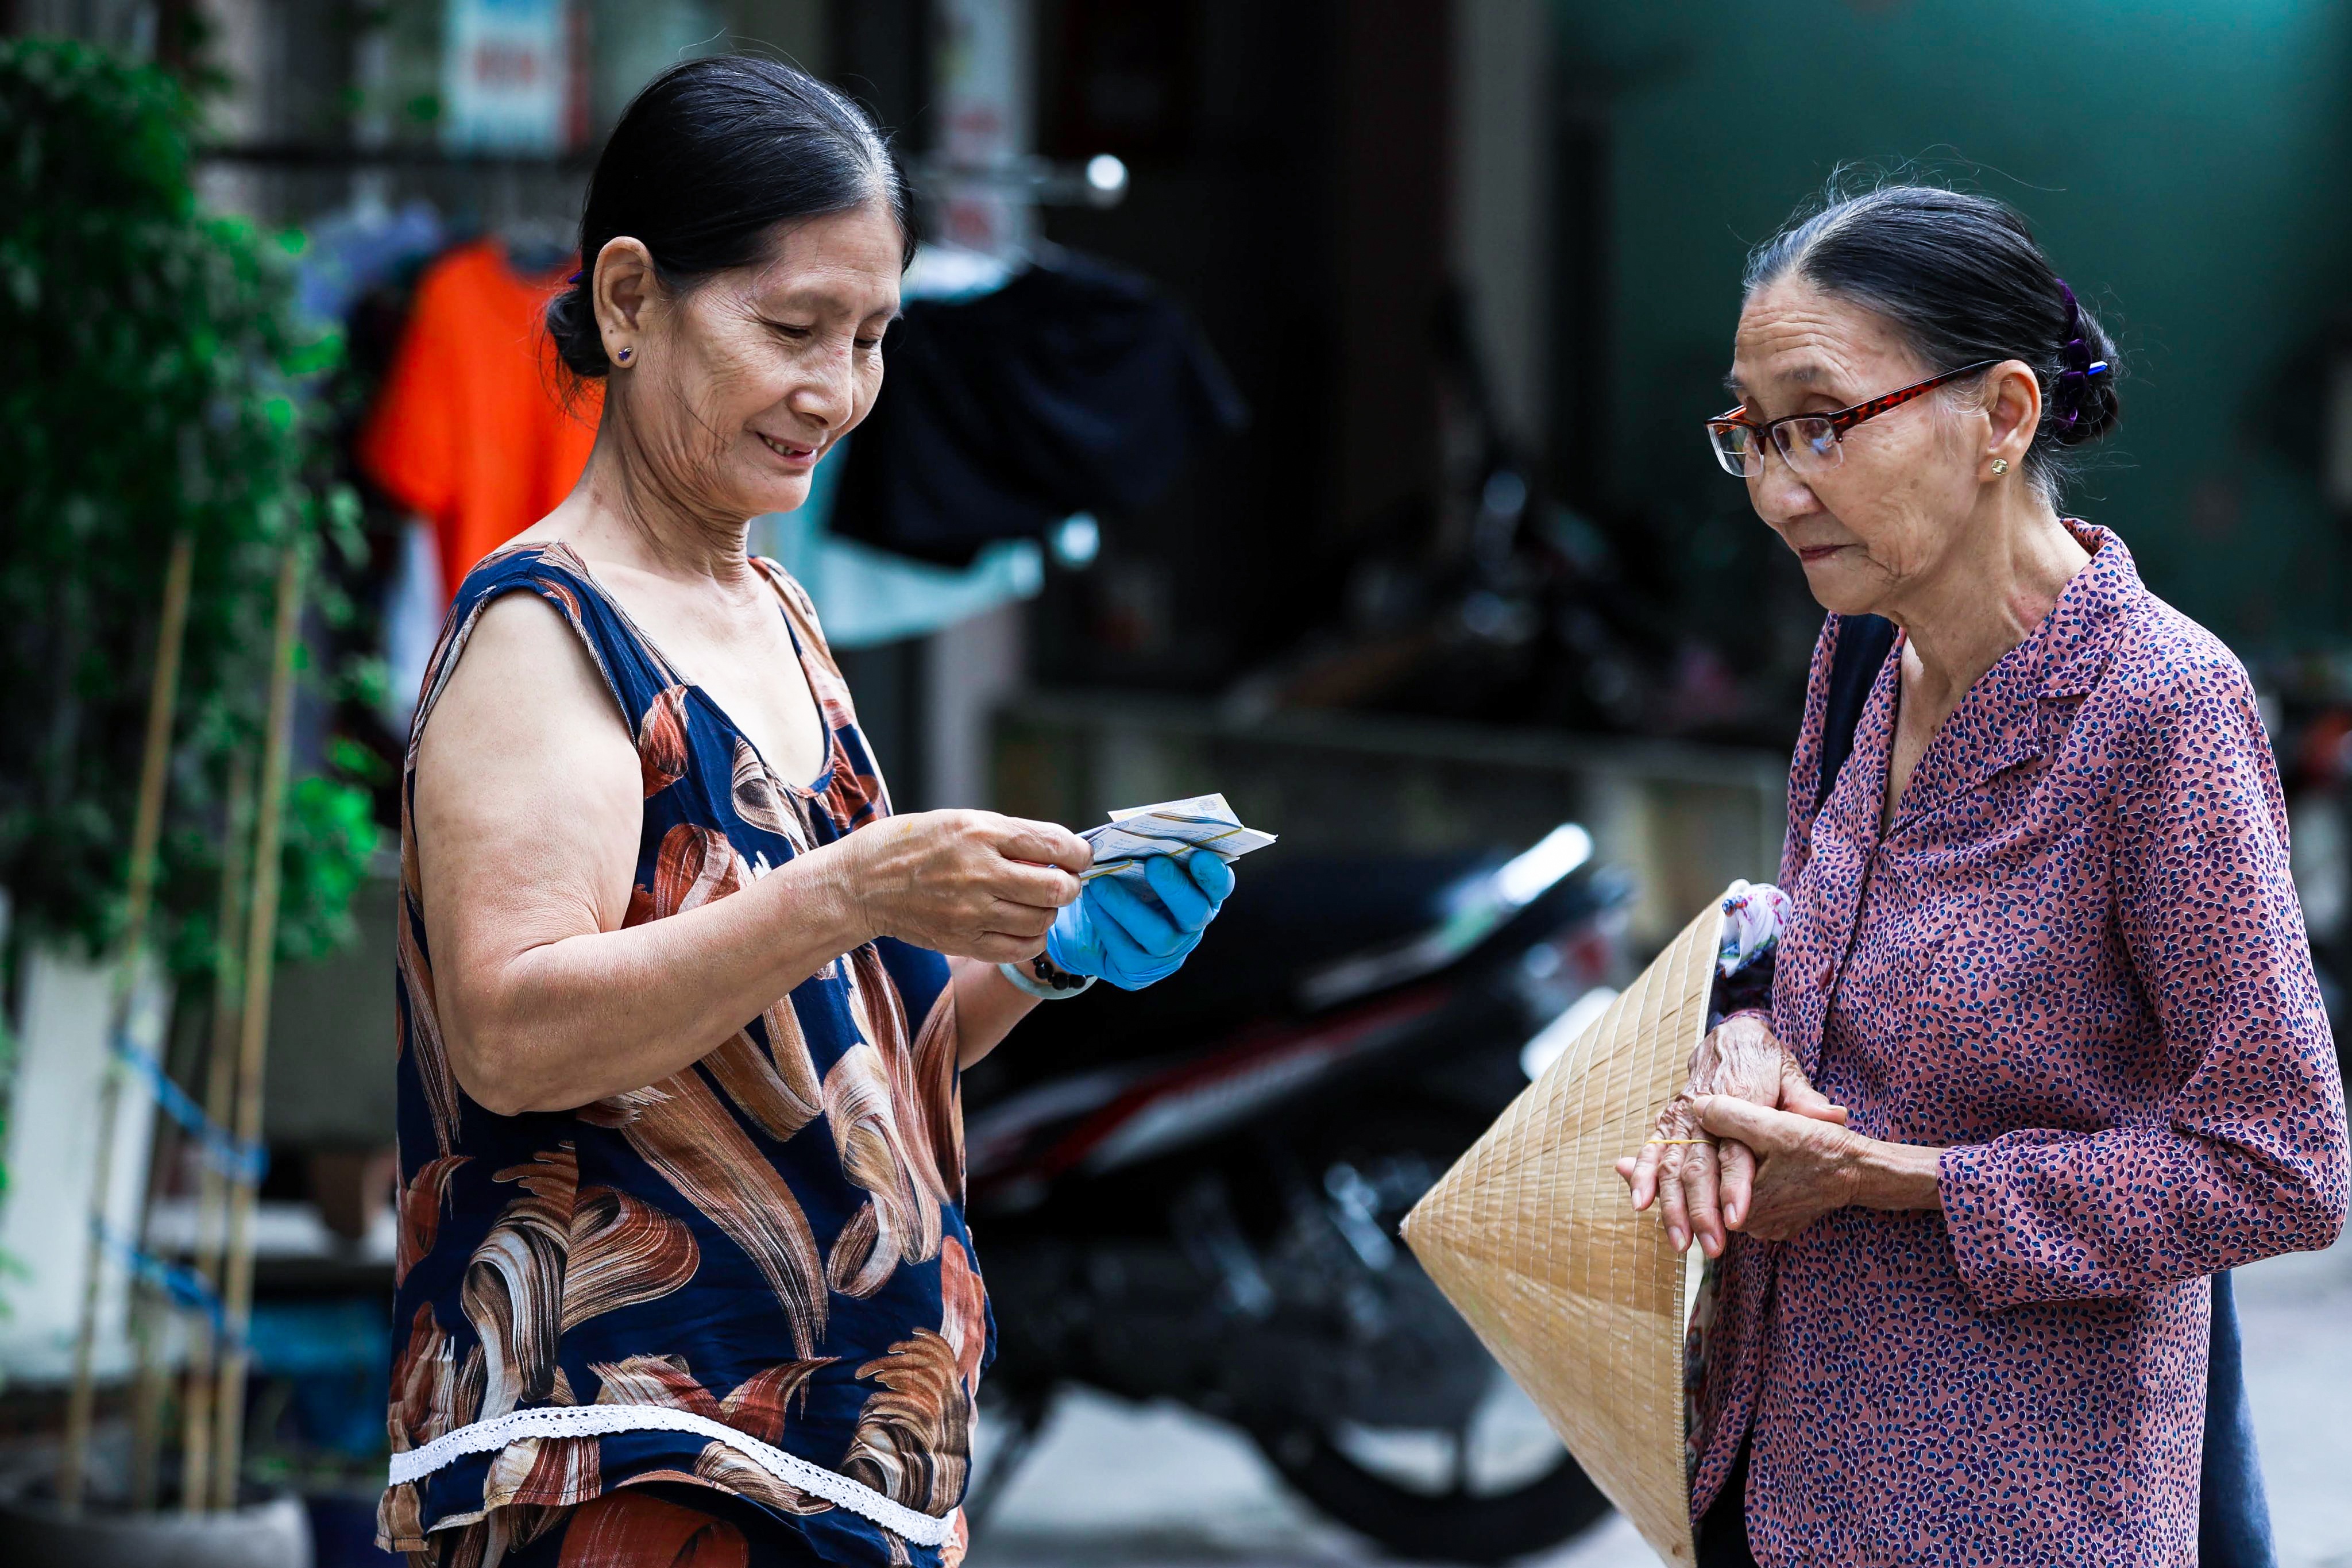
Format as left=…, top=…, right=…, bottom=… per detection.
left=1705, top=358, right=2004, bottom=479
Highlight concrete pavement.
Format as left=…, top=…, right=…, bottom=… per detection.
left=967, top=1230, right=2352, bottom=1568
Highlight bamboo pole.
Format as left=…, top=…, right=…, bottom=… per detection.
left=179, top=756, right=251, bottom=1515
left=59, top=531, right=196, bottom=1515
left=210, top=543, right=303, bottom=1512
left=125, top=1060, right=181, bottom=1510
left=129, top=856, right=233, bottom=1508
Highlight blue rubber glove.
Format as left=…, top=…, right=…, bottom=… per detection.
left=1045, top=850, right=1237, bottom=991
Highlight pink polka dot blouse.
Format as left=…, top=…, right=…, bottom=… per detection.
left=1691, top=524, right=2350, bottom=1566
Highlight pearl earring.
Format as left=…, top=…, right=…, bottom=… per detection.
left=1990, top=458, right=2009, bottom=476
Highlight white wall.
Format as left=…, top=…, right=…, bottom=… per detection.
left=1451, top=0, right=1553, bottom=450
left=917, top=0, right=1038, bottom=810
left=0, top=946, right=166, bottom=1385
left=925, top=600, right=1026, bottom=810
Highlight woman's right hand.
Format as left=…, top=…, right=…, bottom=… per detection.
left=836, top=810, right=1091, bottom=963
left=1615, top=1013, right=1846, bottom=1256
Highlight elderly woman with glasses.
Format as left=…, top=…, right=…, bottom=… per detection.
left=1617, top=184, right=2348, bottom=1568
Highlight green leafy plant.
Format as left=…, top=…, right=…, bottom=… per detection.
left=0, top=37, right=380, bottom=974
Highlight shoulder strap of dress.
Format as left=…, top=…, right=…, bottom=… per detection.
left=749, top=556, right=897, bottom=819
left=751, top=556, right=860, bottom=727
left=1813, top=613, right=1898, bottom=813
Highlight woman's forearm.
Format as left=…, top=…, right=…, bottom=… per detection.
left=950, top=956, right=1041, bottom=1069
left=453, top=842, right=875, bottom=1114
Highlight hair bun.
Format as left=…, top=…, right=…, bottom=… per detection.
left=2050, top=371, right=2121, bottom=447
left=544, top=280, right=610, bottom=380
left=2046, top=281, right=2121, bottom=447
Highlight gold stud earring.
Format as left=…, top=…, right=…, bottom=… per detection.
left=1990, top=458, right=2010, bottom=476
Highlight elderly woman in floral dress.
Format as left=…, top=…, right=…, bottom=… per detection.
left=379, top=59, right=1232, bottom=1568
left=1621, top=185, right=2348, bottom=1567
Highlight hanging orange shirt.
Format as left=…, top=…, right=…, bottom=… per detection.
left=359, top=241, right=603, bottom=600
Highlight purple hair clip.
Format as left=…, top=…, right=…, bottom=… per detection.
left=2050, top=279, right=2110, bottom=429
left=569, top=270, right=584, bottom=284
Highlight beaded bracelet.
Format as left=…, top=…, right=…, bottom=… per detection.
left=997, top=955, right=1096, bottom=1000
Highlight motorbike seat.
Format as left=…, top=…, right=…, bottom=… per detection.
left=967, top=849, right=1507, bottom=1094
left=1120, top=849, right=1500, bottom=1020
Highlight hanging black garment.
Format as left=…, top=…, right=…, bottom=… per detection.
left=831, top=250, right=1248, bottom=567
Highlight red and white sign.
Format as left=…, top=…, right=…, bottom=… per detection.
left=442, top=0, right=568, bottom=152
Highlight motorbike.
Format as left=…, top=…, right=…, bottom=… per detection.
left=960, top=822, right=1635, bottom=1562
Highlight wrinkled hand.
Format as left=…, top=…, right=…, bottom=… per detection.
left=1693, top=1096, right=1868, bottom=1242
left=841, top=810, right=1089, bottom=963
left=1046, top=851, right=1235, bottom=990
left=1614, top=1013, right=1846, bottom=1256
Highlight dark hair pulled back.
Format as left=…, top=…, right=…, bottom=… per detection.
left=1744, top=181, right=2121, bottom=501
left=545, top=55, right=914, bottom=380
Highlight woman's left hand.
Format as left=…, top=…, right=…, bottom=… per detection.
left=1696, top=1095, right=1947, bottom=1241
left=1045, top=851, right=1237, bottom=990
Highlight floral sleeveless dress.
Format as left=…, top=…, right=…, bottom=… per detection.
left=379, top=543, right=987, bottom=1568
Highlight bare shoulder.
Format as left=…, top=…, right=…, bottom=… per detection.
left=412, top=588, right=640, bottom=934
left=416, top=588, right=633, bottom=775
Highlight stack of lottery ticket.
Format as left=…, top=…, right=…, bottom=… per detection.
left=1079, top=793, right=1277, bottom=886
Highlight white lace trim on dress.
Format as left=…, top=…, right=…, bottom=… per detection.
left=385, top=1404, right=959, bottom=1547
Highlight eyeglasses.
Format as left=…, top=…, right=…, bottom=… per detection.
left=1705, top=360, right=2003, bottom=479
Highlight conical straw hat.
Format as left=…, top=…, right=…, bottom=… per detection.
left=1400, top=899, right=1721, bottom=1567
